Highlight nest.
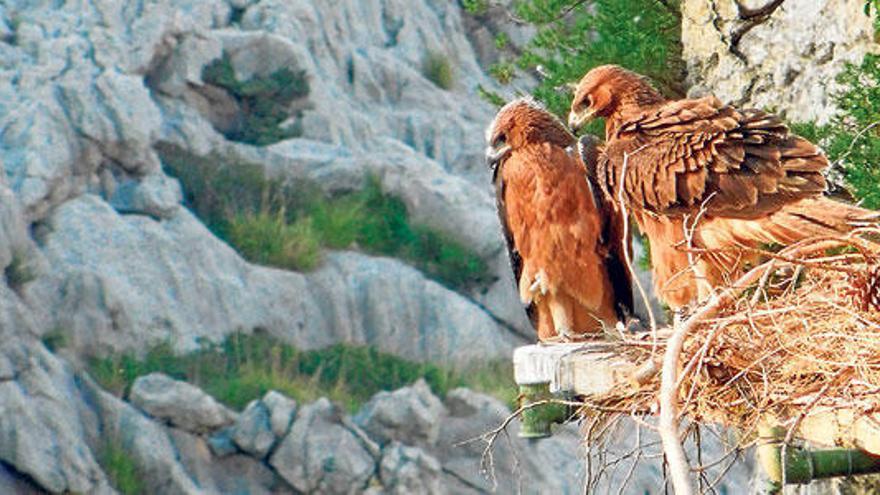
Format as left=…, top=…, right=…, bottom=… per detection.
left=578, top=231, right=880, bottom=446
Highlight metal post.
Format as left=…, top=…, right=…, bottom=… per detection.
left=758, top=425, right=880, bottom=493
left=517, top=382, right=571, bottom=439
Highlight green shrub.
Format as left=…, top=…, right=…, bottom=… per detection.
left=202, top=52, right=309, bottom=146
left=4, top=250, right=35, bottom=291
left=97, top=440, right=145, bottom=494
left=88, top=333, right=517, bottom=412
left=422, top=51, right=455, bottom=90
left=461, top=0, right=489, bottom=14
left=41, top=328, right=67, bottom=352
left=485, top=0, right=684, bottom=119
left=791, top=53, right=880, bottom=209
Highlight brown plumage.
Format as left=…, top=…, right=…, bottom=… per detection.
left=568, top=65, right=879, bottom=308
left=486, top=98, right=633, bottom=341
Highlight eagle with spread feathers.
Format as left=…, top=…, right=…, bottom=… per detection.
left=486, top=98, right=634, bottom=341
left=568, top=65, right=878, bottom=308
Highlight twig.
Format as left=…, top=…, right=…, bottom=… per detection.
left=457, top=398, right=585, bottom=486
left=618, top=148, right=658, bottom=350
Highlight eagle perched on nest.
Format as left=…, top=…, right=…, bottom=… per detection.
left=568, top=65, right=879, bottom=309
left=486, top=98, right=633, bottom=341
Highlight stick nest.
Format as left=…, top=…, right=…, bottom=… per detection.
left=579, top=232, right=880, bottom=445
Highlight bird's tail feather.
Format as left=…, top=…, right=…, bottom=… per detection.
left=697, top=197, right=879, bottom=271
left=756, top=197, right=880, bottom=245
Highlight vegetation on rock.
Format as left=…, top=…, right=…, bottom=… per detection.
left=422, top=51, right=455, bottom=90
left=791, top=53, right=880, bottom=209
left=88, top=332, right=517, bottom=412
left=97, top=440, right=145, bottom=495
left=4, top=250, right=35, bottom=292
left=471, top=0, right=684, bottom=123
left=202, top=52, right=309, bottom=146
left=159, top=146, right=490, bottom=289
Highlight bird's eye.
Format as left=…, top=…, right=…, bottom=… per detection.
left=492, top=134, right=507, bottom=147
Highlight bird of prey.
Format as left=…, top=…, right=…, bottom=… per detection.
left=567, top=64, right=877, bottom=309
left=486, top=98, right=634, bottom=341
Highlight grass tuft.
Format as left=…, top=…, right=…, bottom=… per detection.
left=226, top=210, right=322, bottom=271
left=41, top=328, right=67, bottom=352
left=97, top=440, right=145, bottom=495
left=158, top=146, right=489, bottom=289
left=422, top=51, right=455, bottom=90
left=88, top=333, right=516, bottom=412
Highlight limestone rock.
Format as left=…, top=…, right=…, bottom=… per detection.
left=83, top=376, right=223, bottom=495
left=208, top=427, right=238, bottom=458
left=682, top=0, right=876, bottom=124
left=354, top=379, right=446, bottom=448
left=28, top=194, right=524, bottom=364
left=269, top=398, right=376, bottom=494
left=0, top=337, right=115, bottom=495
left=129, top=372, right=235, bottom=434
left=232, top=399, right=277, bottom=459
left=169, top=427, right=285, bottom=494
left=262, top=390, right=298, bottom=437
left=379, top=442, right=444, bottom=495
left=107, top=172, right=182, bottom=219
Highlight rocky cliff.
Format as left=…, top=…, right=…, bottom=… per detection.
left=0, top=0, right=872, bottom=493
left=1, top=0, right=538, bottom=365
left=682, top=0, right=876, bottom=124
left=0, top=0, right=541, bottom=492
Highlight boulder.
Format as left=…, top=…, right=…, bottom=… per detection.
left=207, top=427, right=238, bottom=458
left=168, top=427, right=285, bottom=494
left=107, top=172, right=183, bottom=219
left=129, top=373, right=235, bottom=434
left=379, top=442, right=444, bottom=495
left=262, top=391, right=298, bottom=438
left=354, top=379, right=446, bottom=448
left=269, top=398, right=376, bottom=494
left=232, top=399, right=276, bottom=459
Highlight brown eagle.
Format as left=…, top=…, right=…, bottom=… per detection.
left=486, top=98, right=634, bottom=341
left=568, top=65, right=877, bottom=308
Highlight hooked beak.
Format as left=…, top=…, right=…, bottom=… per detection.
left=567, top=109, right=596, bottom=133
left=485, top=144, right=512, bottom=173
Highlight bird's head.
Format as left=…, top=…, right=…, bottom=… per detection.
left=568, top=65, right=663, bottom=132
left=485, top=97, right=575, bottom=173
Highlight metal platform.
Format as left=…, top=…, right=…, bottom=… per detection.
left=511, top=342, right=880, bottom=492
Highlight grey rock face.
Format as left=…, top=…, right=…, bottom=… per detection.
left=0, top=338, right=115, bottom=495
left=129, top=372, right=235, bottom=434
left=107, top=172, right=183, bottom=219
left=232, top=399, right=277, bottom=459
left=28, top=194, right=524, bottom=364
left=354, top=379, right=446, bottom=448
left=263, top=390, right=298, bottom=437
left=379, top=442, right=445, bottom=495
left=436, top=388, right=586, bottom=494
left=270, top=398, right=376, bottom=494
left=168, top=427, right=285, bottom=495
left=682, top=0, right=875, bottom=124
left=7, top=0, right=533, bottom=364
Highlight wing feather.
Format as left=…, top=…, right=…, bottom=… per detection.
left=605, top=96, right=828, bottom=218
